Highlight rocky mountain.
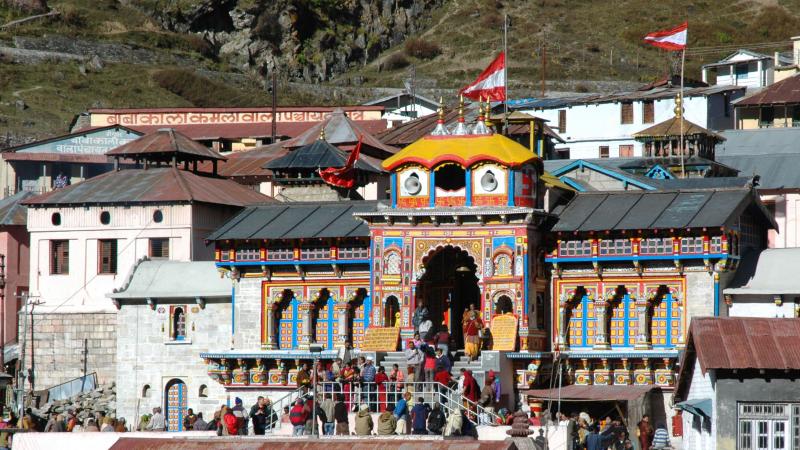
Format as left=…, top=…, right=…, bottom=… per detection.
left=125, top=0, right=442, bottom=82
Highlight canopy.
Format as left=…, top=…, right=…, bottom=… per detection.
left=675, top=398, right=712, bottom=418
left=383, top=133, right=538, bottom=170
left=523, top=385, right=655, bottom=402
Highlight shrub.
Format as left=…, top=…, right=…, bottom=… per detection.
left=152, top=69, right=262, bottom=107
left=404, top=38, right=441, bottom=60
left=481, top=11, right=503, bottom=29
left=383, top=53, right=410, bottom=70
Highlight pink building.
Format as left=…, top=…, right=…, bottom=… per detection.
left=0, top=191, right=33, bottom=365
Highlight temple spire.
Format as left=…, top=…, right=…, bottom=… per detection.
left=453, top=94, right=469, bottom=135
left=472, top=95, right=490, bottom=135
left=431, top=96, right=450, bottom=136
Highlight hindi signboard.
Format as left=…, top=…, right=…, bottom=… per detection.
left=490, top=313, right=518, bottom=351
left=362, top=327, right=400, bottom=351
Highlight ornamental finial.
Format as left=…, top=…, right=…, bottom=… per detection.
left=453, top=94, right=469, bottom=135
left=431, top=96, right=450, bottom=136
left=320, top=125, right=326, bottom=141
left=471, top=95, right=490, bottom=135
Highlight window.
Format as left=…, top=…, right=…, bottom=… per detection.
left=98, top=239, right=117, bottom=274
left=558, top=110, right=566, bottom=133
left=301, top=246, right=329, bottom=260
left=171, top=306, right=186, bottom=341
left=738, top=402, right=795, bottom=450
left=434, top=164, right=466, bottom=191
left=50, top=240, right=69, bottom=275
left=235, top=244, right=260, bottom=261
left=619, top=145, right=634, bottom=157
left=620, top=102, right=633, bottom=124
left=339, top=245, right=369, bottom=259
left=558, top=240, right=592, bottom=257
left=153, top=210, right=164, bottom=223
left=710, top=236, right=723, bottom=254
left=149, top=238, right=169, bottom=259
left=640, top=238, right=673, bottom=255
left=99, top=211, right=111, bottom=225
left=557, top=148, right=570, bottom=160
left=199, top=384, right=208, bottom=398
left=51, top=212, right=61, bottom=226
left=599, top=239, right=632, bottom=256
left=642, top=100, right=654, bottom=124
left=680, top=237, right=704, bottom=254
left=599, top=146, right=610, bottom=158
left=141, top=384, right=151, bottom=398
left=266, top=246, right=293, bottom=261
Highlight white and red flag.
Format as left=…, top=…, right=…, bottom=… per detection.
left=460, top=52, right=506, bottom=101
left=643, top=21, right=688, bottom=51
left=319, top=135, right=362, bottom=189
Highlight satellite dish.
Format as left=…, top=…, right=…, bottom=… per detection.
left=481, top=170, right=498, bottom=192
left=404, top=173, right=422, bottom=195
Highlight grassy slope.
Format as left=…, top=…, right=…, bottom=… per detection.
left=350, top=0, right=800, bottom=90
left=3, top=0, right=800, bottom=139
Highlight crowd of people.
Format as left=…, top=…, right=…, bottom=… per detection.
left=553, top=411, right=671, bottom=450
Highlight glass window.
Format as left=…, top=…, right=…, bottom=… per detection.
left=235, top=244, right=261, bottom=261
left=267, top=247, right=293, bottom=261
left=301, top=246, right=328, bottom=260
left=149, top=238, right=169, bottom=259
left=680, top=237, right=704, bottom=254
left=740, top=420, right=752, bottom=449
left=642, top=100, right=655, bottom=124
left=640, top=238, right=673, bottom=255
left=339, top=246, right=369, bottom=259
left=172, top=306, right=186, bottom=341
left=620, top=102, right=633, bottom=124
left=559, top=240, right=591, bottom=257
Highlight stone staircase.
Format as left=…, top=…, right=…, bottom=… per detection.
left=378, top=349, right=484, bottom=384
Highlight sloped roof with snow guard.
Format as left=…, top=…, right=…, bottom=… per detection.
left=108, top=260, right=230, bottom=300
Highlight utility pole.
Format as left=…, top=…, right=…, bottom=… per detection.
left=271, top=70, right=277, bottom=143
left=17, top=292, right=27, bottom=414
left=0, top=255, right=5, bottom=370
left=541, top=39, right=547, bottom=98
left=81, top=339, right=88, bottom=392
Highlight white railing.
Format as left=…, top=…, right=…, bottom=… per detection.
left=265, top=386, right=307, bottom=434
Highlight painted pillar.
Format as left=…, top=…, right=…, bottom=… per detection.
left=266, top=303, right=278, bottom=350
left=557, top=295, right=570, bottom=350
left=298, top=302, right=313, bottom=349
left=593, top=296, right=610, bottom=350
left=335, top=302, right=350, bottom=347
left=634, top=296, right=652, bottom=350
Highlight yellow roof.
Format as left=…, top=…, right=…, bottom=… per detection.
left=383, top=133, right=538, bottom=170
left=542, top=171, right=576, bottom=192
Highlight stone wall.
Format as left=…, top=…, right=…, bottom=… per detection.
left=233, top=278, right=262, bottom=349
left=20, top=312, right=117, bottom=390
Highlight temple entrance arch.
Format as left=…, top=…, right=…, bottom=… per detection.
left=494, top=294, right=514, bottom=315
left=417, top=245, right=480, bottom=349
left=384, top=295, right=400, bottom=327
left=164, top=378, right=187, bottom=431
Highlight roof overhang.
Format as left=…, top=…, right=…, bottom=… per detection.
left=676, top=398, right=712, bottom=418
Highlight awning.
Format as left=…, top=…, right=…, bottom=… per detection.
left=523, top=385, right=656, bottom=402
left=676, top=398, right=712, bottom=418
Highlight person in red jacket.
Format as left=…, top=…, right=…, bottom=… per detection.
left=222, top=406, right=238, bottom=436
left=289, top=398, right=308, bottom=436
left=460, top=369, right=480, bottom=420
left=375, top=366, right=389, bottom=412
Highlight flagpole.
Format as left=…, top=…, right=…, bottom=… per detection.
left=503, top=13, right=508, bottom=135
left=680, top=46, right=686, bottom=178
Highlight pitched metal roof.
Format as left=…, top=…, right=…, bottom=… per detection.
left=724, top=248, right=800, bottom=295
left=288, top=109, right=397, bottom=156
left=551, top=188, right=771, bottom=232
left=717, top=154, right=800, bottom=190
left=0, top=190, right=34, bottom=226
left=206, top=201, right=378, bottom=241
left=108, top=260, right=231, bottom=300
left=510, top=85, right=744, bottom=109
left=718, top=128, right=800, bottom=156
left=216, top=143, right=290, bottom=179
left=106, top=128, right=226, bottom=161
left=0, top=125, right=142, bottom=153
left=736, top=73, right=800, bottom=106
left=687, top=317, right=800, bottom=374
left=633, top=117, right=725, bottom=141
left=24, top=167, right=273, bottom=207
left=263, top=139, right=381, bottom=172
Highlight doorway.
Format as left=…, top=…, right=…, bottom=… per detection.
left=418, top=246, right=480, bottom=349
left=384, top=295, right=400, bottom=327
left=164, top=378, right=187, bottom=431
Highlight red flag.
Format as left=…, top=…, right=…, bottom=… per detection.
left=644, top=22, right=688, bottom=51
left=460, top=52, right=506, bottom=101
left=319, top=135, right=362, bottom=189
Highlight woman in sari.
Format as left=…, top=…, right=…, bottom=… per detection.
left=375, top=366, right=389, bottom=412
left=463, top=311, right=484, bottom=362
left=340, top=361, right=355, bottom=411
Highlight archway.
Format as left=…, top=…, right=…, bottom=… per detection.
left=494, top=294, right=513, bottom=315
left=418, top=246, right=480, bottom=349
left=384, top=295, right=400, bottom=327
left=164, top=378, right=187, bottom=431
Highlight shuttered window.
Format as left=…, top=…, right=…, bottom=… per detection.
left=642, top=100, right=654, bottom=124
left=149, top=238, right=169, bottom=259
left=620, top=102, right=634, bottom=124
left=98, top=239, right=117, bottom=274
left=619, top=145, right=634, bottom=157
left=558, top=110, right=566, bottom=133
left=50, top=240, right=69, bottom=275
left=599, top=146, right=610, bottom=158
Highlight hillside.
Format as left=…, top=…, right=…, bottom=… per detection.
left=1, top=0, right=800, bottom=145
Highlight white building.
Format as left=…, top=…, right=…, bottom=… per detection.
left=20, top=129, right=270, bottom=390
left=364, top=92, right=438, bottom=127
left=701, top=49, right=793, bottom=88
left=513, top=84, right=744, bottom=160
left=723, top=248, right=800, bottom=318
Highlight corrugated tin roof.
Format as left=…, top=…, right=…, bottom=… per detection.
left=511, top=85, right=744, bottom=109
left=216, top=143, right=290, bottom=179
left=108, top=260, right=231, bottom=300
left=207, top=201, right=378, bottom=241
left=718, top=128, right=800, bottom=156
left=724, top=248, right=800, bottom=295
left=688, top=317, right=800, bottom=373
left=551, top=188, right=766, bottom=232
left=524, top=384, right=655, bottom=401
left=289, top=109, right=397, bottom=156
left=0, top=191, right=34, bottom=226
left=718, top=154, right=800, bottom=190
left=264, top=139, right=381, bottom=172
left=736, top=73, right=800, bottom=106
left=107, top=128, right=226, bottom=161
left=0, top=125, right=142, bottom=153
left=24, top=167, right=273, bottom=207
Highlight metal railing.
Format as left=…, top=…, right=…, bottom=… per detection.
left=264, top=386, right=307, bottom=434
